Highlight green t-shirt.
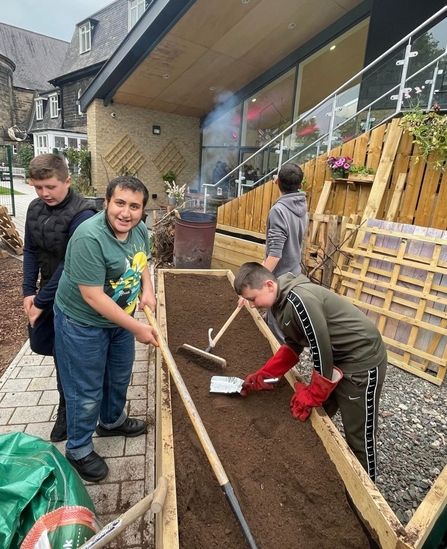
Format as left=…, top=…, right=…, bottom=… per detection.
left=55, top=211, right=149, bottom=328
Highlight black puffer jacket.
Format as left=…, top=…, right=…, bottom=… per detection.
left=25, top=189, right=92, bottom=288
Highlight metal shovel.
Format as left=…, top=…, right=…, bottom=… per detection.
left=210, top=376, right=279, bottom=394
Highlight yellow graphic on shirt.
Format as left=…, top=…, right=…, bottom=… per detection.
left=108, top=251, right=147, bottom=314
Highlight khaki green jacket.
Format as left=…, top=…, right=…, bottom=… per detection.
left=273, top=273, right=387, bottom=377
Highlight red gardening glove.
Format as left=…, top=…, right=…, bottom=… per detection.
left=241, top=345, right=298, bottom=395
left=290, top=366, right=343, bottom=421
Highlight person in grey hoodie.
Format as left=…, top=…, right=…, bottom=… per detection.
left=234, top=262, right=388, bottom=482
left=239, top=163, right=308, bottom=344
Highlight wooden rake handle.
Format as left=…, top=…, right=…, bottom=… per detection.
left=209, top=306, right=242, bottom=348
left=79, top=476, right=168, bottom=549
left=143, top=305, right=258, bottom=549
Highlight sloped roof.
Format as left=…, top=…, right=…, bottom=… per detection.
left=0, top=23, right=69, bottom=91
left=55, top=0, right=128, bottom=79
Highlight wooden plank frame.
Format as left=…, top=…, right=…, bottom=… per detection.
left=154, top=268, right=447, bottom=549
left=336, top=220, right=447, bottom=385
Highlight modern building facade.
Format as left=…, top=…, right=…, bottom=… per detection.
left=76, top=0, right=447, bottom=207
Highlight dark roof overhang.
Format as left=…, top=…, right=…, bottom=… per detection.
left=79, top=0, right=197, bottom=112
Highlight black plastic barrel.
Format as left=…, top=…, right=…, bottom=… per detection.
left=174, top=211, right=217, bottom=269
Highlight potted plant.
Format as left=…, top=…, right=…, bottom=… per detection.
left=399, top=103, right=447, bottom=171
left=165, top=180, right=186, bottom=206
left=348, top=164, right=375, bottom=181
left=326, top=156, right=352, bottom=179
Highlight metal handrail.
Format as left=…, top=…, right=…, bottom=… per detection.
left=203, top=4, right=447, bottom=210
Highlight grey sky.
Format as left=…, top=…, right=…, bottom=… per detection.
left=0, top=0, right=114, bottom=41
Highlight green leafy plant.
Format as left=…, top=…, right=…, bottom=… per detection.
left=399, top=105, right=447, bottom=171
left=348, top=165, right=375, bottom=176
left=62, top=146, right=95, bottom=195
left=162, top=170, right=176, bottom=185
left=17, top=143, right=34, bottom=178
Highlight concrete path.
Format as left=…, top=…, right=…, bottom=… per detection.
left=0, top=180, right=157, bottom=548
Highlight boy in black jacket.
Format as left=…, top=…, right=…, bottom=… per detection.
left=22, top=153, right=95, bottom=442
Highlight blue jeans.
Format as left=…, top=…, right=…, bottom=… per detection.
left=53, top=303, right=135, bottom=460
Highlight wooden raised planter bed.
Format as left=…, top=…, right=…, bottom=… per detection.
left=154, top=269, right=447, bottom=549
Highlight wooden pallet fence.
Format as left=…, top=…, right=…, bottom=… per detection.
left=302, top=213, right=343, bottom=288
left=335, top=219, right=447, bottom=385
left=216, top=117, right=447, bottom=235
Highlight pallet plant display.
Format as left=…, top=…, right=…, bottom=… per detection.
left=154, top=269, right=447, bottom=549
left=335, top=219, right=447, bottom=386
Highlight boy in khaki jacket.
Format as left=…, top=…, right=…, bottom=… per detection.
left=234, top=262, right=388, bottom=481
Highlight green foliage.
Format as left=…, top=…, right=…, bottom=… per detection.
left=399, top=107, right=447, bottom=171
left=149, top=234, right=156, bottom=256
left=162, top=170, right=176, bottom=184
left=16, top=144, right=34, bottom=178
left=63, top=146, right=95, bottom=195
left=349, top=164, right=375, bottom=176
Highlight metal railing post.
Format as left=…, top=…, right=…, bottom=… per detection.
left=395, top=42, right=417, bottom=113
left=326, top=95, right=338, bottom=154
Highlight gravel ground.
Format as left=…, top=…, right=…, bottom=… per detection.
left=298, top=349, right=447, bottom=527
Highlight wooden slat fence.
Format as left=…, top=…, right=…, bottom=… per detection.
left=334, top=219, right=447, bottom=385
left=216, top=117, right=447, bottom=234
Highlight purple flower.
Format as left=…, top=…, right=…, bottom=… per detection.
left=344, top=163, right=350, bottom=169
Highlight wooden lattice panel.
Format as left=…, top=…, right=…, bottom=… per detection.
left=153, top=141, right=186, bottom=176
left=336, top=219, right=447, bottom=385
left=103, top=135, right=146, bottom=175
left=0, top=205, right=23, bottom=254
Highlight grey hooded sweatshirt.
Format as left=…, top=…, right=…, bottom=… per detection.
left=265, top=192, right=308, bottom=277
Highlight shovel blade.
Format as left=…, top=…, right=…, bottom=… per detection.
left=209, top=376, right=280, bottom=394
left=210, top=376, right=244, bottom=394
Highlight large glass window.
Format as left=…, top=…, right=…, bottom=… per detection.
left=291, top=20, right=369, bottom=155
left=202, top=105, right=241, bottom=147
left=241, top=68, right=295, bottom=148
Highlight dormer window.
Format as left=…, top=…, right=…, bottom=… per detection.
left=49, top=94, right=59, bottom=118
left=129, top=0, right=146, bottom=31
left=79, top=22, right=91, bottom=54
left=35, top=99, right=43, bottom=120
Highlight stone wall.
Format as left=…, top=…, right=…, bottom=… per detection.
left=0, top=55, right=15, bottom=132
left=87, top=99, right=201, bottom=210
left=13, top=88, right=34, bottom=128
left=61, top=76, right=94, bottom=132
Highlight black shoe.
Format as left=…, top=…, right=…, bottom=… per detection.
left=96, top=417, right=147, bottom=438
left=67, top=451, right=109, bottom=482
left=50, top=407, right=67, bottom=442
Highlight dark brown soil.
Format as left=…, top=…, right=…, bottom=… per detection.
left=0, top=255, right=28, bottom=377
left=164, top=272, right=371, bottom=549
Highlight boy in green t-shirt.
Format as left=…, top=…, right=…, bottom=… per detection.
left=54, top=176, right=158, bottom=482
